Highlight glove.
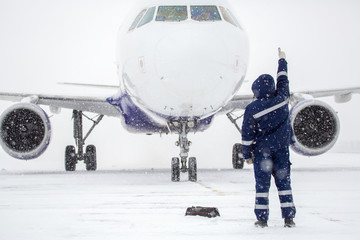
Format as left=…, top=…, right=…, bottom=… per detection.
left=278, top=47, right=286, bottom=59
left=239, top=152, right=253, bottom=165
left=246, top=158, right=254, bottom=165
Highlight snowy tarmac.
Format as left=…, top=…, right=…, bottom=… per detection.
left=1, top=153, right=360, bottom=240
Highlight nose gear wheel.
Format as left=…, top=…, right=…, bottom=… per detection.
left=169, top=120, right=198, bottom=182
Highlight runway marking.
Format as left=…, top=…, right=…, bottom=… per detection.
left=196, top=181, right=224, bottom=195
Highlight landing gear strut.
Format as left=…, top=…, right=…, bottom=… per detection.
left=65, top=110, right=103, bottom=171
left=227, top=112, right=245, bottom=169
left=170, top=120, right=198, bottom=182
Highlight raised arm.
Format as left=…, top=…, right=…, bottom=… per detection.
left=276, top=48, right=290, bottom=99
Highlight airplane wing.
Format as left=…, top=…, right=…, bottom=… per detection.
left=0, top=92, right=120, bottom=117
left=57, top=82, right=120, bottom=89
left=218, top=94, right=254, bottom=113
left=296, top=87, right=360, bottom=98
left=220, top=86, right=360, bottom=114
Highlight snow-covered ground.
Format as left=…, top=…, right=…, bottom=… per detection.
left=1, top=1, right=360, bottom=238
left=1, top=153, right=359, bottom=240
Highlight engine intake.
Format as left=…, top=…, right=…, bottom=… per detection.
left=0, top=103, right=51, bottom=160
left=290, top=99, right=340, bottom=156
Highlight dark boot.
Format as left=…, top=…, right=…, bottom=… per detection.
left=284, top=218, right=296, bottom=228
left=254, top=220, right=268, bottom=228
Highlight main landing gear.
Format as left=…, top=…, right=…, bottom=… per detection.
left=227, top=112, right=245, bottom=169
left=65, top=110, right=104, bottom=171
left=170, top=120, right=198, bottom=182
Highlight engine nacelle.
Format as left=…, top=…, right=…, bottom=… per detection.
left=0, top=103, right=51, bottom=160
left=290, top=99, right=340, bottom=156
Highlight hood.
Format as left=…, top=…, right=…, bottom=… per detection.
left=252, top=74, right=276, bottom=99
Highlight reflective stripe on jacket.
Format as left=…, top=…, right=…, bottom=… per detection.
left=241, top=59, right=292, bottom=159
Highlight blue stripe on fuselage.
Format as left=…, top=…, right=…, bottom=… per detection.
left=106, top=93, right=214, bottom=134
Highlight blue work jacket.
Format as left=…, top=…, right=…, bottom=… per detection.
left=241, top=59, right=293, bottom=160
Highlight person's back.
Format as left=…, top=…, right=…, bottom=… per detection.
left=242, top=58, right=292, bottom=154
left=241, top=48, right=296, bottom=228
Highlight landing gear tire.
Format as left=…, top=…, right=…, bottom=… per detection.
left=65, top=110, right=103, bottom=172
left=171, top=157, right=180, bottom=182
left=188, top=157, right=197, bottom=182
left=85, top=145, right=97, bottom=171
left=65, top=145, right=77, bottom=171
left=232, top=143, right=244, bottom=169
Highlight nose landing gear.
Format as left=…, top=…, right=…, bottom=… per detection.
left=170, top=120, right=198, bottom=182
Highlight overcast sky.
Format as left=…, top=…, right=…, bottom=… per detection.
left=0, top=0, right=359, bottom=171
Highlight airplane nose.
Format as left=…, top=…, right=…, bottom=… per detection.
left=155, top=29, right=229, bottom=99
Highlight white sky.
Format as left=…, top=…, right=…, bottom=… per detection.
left=0, top=0, right=360, bottom=170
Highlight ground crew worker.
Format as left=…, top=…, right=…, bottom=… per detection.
left=241, top=48, right=296, bottom=228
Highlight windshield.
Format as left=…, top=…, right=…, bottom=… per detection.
left=191, top=6, right=221, bottom=22
left=227, top=9, right=243, bottom=29
left=156, top=6, right=188, bottom=22
left=129, top=9, right=147, bottom=31
left=219, top=6, right=242, bottom=28
left=138, top=7, right=156, bottom=28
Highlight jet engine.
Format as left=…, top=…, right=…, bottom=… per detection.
left=0, top=103, right=51, bottom=160
left=290, top=99, right=340, bottom=156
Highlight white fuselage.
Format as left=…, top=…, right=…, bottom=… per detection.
left=117, top=2, right=249, bottom=120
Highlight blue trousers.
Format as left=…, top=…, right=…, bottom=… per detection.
left=253, top=147, right=296, bottom=221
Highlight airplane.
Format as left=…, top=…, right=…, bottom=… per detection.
left=0, top=0, right=359, bottom=182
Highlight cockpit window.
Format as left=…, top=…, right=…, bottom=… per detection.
left=129, top=9, right=147, bottom=31
left=219, top=6, right=242, bottom=29
left=155, top=6, right=188, bottom=22
left=138, top=7, right=156, bottom=28
left=190, top=6, right=221, bottom=22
